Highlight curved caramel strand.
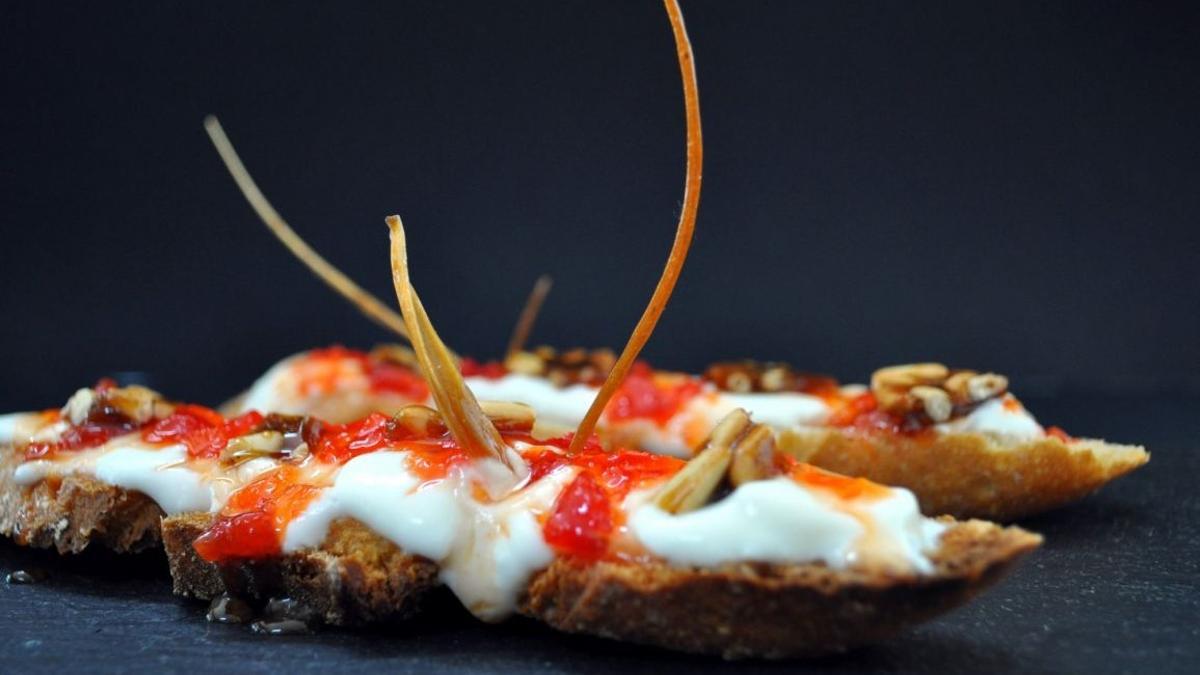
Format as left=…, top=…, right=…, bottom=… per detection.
left=387, top=215, right=510, bottom=467
left=505, top=274, right=554, bottom=358
left=568, top=0, right=703, bottom=453
left=204, top=115, right=410, bottom=342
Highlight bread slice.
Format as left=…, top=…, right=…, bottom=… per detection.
left=520, top=519, right=1041, bottom=659
left=778, top=430, right=1148, bottom=521
left=162, top=513, right=439, bottom=625
left=0, top=444, right=163, bottom=554
left=164, top=509, right=1039, bottom=657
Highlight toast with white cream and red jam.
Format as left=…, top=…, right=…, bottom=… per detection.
left=160, top=402, right=1040, bottom=657
left=156, top=215, right=1041, bottom=658
left=226, top=346, right=1147, bottom=521
left=0, top=380, right=293, bottom=554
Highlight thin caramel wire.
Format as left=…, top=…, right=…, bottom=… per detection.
left=569, top=0, right=703, bottom=454
left=387, top=215, right=510, bottom=467
left=505, top=274, right=554, bottom=358
left=203, top=116, right=410, bottom=342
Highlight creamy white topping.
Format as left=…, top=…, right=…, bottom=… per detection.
left=628, top=479, right=862, bottom=568
left=707, top=392, right=830, bottom=429
left=240, top=352, right=408, bottom=423
left=628, top=478, right=943, bottom=574
left=283, top=448, right=573, bottom=621
left=13, top=440, right=219, bottom=515
left=934, top=395, right=1043, bottom=441
left=463, top=374, right=595, bottom=427
left=0, top=413, right=28, bottom=444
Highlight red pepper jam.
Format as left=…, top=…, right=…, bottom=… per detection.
left=301, top=412, right=473, bottom=480
left=296, top=345, right=430, bottom=401
left=193, top=466, right=322, bottom=562
left=542, top=472, right=612, bottom=560
left=459, top=357, right=508, bottom=380
left=1045, top=426, right=1074, bottom=443
left=23, top=381, right=145, bottom=460
left=23, top=418, right=138, bottom=461
left=142, top=405, right=264, bottom=459
left=605, top=362, right=703, bottom=426
left=787, top=458, right=889, bottom=501
left=531, top=437, right=684, bottom=560
left=825, top=391, right=938, bottom=436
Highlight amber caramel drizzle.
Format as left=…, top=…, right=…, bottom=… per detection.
left=505, top=275, right=554, bottom=359
left=569, top=0, right=703, bottom=454
left=204, top=116, right=411, bottom=342
left=387, top=216, right=510, bottom=467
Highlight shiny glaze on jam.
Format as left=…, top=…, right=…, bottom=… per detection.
left=193, top=465, right=322, bottom=562
left=143, top=405, right=263, bottom=459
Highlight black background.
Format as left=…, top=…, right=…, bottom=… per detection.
left=2, top=1, right=1198, bottom=410
left=1, top=3, right=1198, bottom=671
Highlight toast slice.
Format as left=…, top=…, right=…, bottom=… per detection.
left=225, top=349, right=1148, bottom=520
left=163, top=509, right=1039, bottom=657
left=779, top=429, right=1148, bottom=521
left=0, top=442, right=164, bottom=554
left=164, top=513, right=438, bottom=625
left=521, top=518, right=1040, bottom=659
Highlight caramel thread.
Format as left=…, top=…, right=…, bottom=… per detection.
left=387, top=215, right=509, bottom=467
left=569, top=0, right=703, bottom=453
left=505, top=275, right=554, bottom=358
left=204, top=116, right=410, bottom=342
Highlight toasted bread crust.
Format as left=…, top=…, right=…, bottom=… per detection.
left=520, top=519, right=1041, bottom=659
left=0, top=445, right=163, bottom=553
left=777, top=430, right=1148, bottom=520
left=162, top=513, right=439, bottom=625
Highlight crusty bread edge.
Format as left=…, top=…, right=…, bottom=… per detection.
left=520, top=519, right=1042, bottom=659
left=0, top=445, right=163, bottom=554
left=777, top=429, right=1148, bottom=520
left=162, top=513, right=439, bottom=625
left=165, top=510, right=1040, bottom=658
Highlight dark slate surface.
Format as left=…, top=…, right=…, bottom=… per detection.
left=1, top=394, right=1196, bottom=674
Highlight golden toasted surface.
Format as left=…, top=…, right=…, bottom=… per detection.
left=520, top=519, right=1041, bottom=659
left=162, top=513, right=439, bottom=625
left=0, top=445, right=163, bottom=554
left=777, top=430, right=1148, bottom=520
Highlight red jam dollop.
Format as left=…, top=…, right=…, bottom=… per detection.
left=142, top=405, right=264, bottom=459
left=193, top=466, right=321, bottom=562
left=533, top=436, right=684, bottom=560
left=21, top=380, right=140, bottom=460
left=302, top=412, right=472, bottom=479
left=23, top=420, right=138, bottom=460
left=297, top=345, right=430, bottom=401
left=459, top=357, right=508, bottom=380
left=1045, top=425, right=1073, bottom=443
left=542, top=472, right=613, bottom=561
left=787, top=458, right=889, bottom=500
left=825, top=391, right=939, bottom=436
left=605, top=363, right=703, bottom=426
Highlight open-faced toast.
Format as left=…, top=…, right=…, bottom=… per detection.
left=522, top=518, right=1039, bottom=658
left=164, top=514, right=438, bottom=625
left=780, top=428, right=1147, bottom=521
left=0, top=441, right=163, bottom=554
left=145, top=215, right=1041, bottom=657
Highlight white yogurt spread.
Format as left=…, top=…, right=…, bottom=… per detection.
left=934, top=395, right=1043, bottom=441
left=13, top=440, right=219, bottom=515
left=628, top=477, right=943, bottom=574
left=282, top=448, right=574, bottom=621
